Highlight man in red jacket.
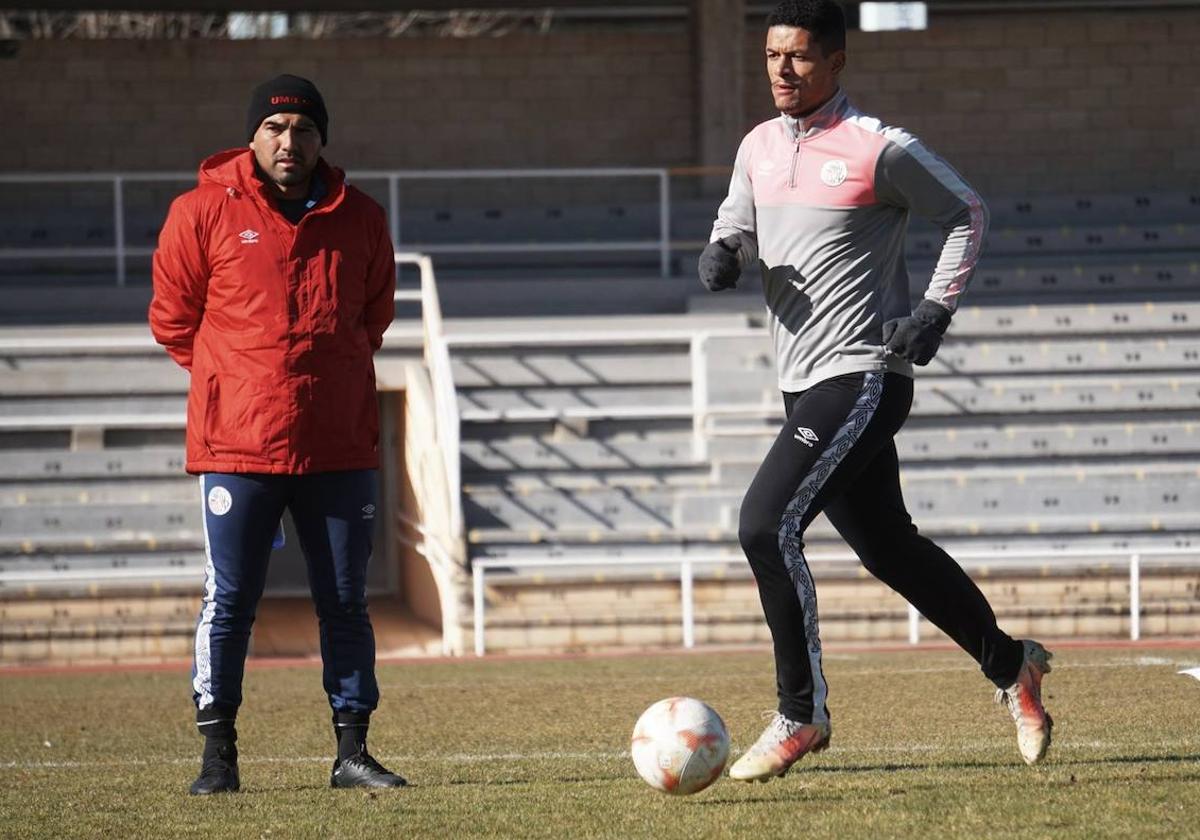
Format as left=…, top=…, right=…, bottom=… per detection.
left=150, top=75, right=402, bottom=795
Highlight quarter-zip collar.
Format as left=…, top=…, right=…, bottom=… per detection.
left=782, top=88, right=849, bottom=140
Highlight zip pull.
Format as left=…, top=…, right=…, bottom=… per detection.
left=788, top=138, right=802, bottom=189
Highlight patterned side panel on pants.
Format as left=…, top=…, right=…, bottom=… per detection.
left=193, top=474, right=218, bottom=710
left=778, top=372, right=884, bottom=723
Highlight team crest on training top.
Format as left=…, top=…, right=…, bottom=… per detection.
left=820, top=159, right=848, bottom=187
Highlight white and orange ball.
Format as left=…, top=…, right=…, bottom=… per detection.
left=631, top=697, right=729, bottom=795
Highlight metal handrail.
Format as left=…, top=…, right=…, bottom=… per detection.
left=0, top=166, right=673, bottom=283
left=470, top=546, right=1200, bottom=655
left=395, top=252, right=464, bottom=544
left=689, top=328, right=770, bottom=460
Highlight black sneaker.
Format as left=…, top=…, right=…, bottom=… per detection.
left=330, top=748, right=407, bottom=789
left=189, top=743, right=240, bottom=795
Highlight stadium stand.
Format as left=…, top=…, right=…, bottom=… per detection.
left=0, top=323, right=425, bottom=662
left=456, top=190, right=1200, bottom=653
left=2, top=184, right=1199, bottom=661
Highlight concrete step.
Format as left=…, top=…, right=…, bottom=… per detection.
left=0, top=477, right=195, bottom=506
left=0, top=358, right=188, bottom=396
left=708, top=419, right=1200, bottom=466
left=458, top=384, right=691, bottom=416
left=0, top=447, right=187, bottom=482
left=460, top=432, right=697, bottom=475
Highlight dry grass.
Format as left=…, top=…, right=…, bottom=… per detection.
left=2, top=644, right=1199, bottom=839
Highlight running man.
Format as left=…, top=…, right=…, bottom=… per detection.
left=151, top=74, right=405, bottom=794
left=698, top=0, right=1053, bottom=781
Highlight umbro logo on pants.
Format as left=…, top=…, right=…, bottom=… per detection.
left=794, top=427, right=820, bottom=447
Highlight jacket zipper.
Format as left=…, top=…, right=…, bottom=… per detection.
left=788, top=136, right=801, bottom=188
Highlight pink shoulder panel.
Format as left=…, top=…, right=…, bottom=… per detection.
left=749, top=119, right=889, bottom=208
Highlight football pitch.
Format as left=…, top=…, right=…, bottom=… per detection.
left=2, top=645, right=1198, bottom=839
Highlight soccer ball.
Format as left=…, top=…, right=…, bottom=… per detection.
left=631, top=697, right=729, bottom=795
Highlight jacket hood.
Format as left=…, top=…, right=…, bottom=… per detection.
left=197, top=148, right=346, bottom=204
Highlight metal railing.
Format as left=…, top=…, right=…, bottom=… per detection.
left=689, top=327, right=769, bottom=460
left=359, top=167, right=671, bottom=277
left=470, top=546, right=1200, bottom=656
left=0, top=166, right=673, bottom=284
left=0, top=171, right=191, bottom=287
left=395, top=252, right=463, bottom=541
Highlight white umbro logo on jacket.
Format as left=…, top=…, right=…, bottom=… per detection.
left=238, top=229, right=260, bottom=244
left=794, top=427, right=820, bottom=447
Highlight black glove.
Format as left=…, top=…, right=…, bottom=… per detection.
left=697, top=235, right=744, bottom=291
left=883, top=299, right=952, bottom=365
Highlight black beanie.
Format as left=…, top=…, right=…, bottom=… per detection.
left=246, top=74, right=329, bottom=145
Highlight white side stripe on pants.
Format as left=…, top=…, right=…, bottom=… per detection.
left=193, top=474, right=218, bottom=710
left=778, top=373, right=884, bottom=724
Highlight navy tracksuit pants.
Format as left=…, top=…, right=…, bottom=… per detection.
left=193, top=470, right=380, bottom=722
left=737, top=372, right=1024, bottom=724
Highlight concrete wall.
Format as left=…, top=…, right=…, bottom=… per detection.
left=3, top=8, right=1198, bottom=196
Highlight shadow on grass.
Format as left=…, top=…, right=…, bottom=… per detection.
left=690, top=789, right=851, bottom=807
left=1057, top=753, right=1200, bottom=768
left=181, top=748, right=1200, bottom=798
left=193, top=782, right=334, bottom=796
left=236, top=753, right=1200, bottom=794
left=443, top=774, right=627, bottom=788
left=806, top=759, right=1007, bottom=774
left=805, top=752, right=1200, bottom=776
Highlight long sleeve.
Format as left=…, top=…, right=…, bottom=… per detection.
left=149, top=196, right=209, bottom=370
left=363, top=213, right=396, bottom=352
left=875, top=133, right=989, bottom=313
left=710, top=136, right=760, bottom=267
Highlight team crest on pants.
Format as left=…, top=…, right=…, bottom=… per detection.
left=207, top=485, right=233, bottom=516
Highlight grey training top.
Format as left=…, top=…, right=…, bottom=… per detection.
left=711, top=89, right=989, bottom=391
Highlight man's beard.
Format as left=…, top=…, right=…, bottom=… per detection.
left=274, top=166, right=308, bottom=185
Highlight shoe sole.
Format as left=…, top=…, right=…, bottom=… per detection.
left=1025, top=711, right=1054, bottom=766
left=1025, top=641, right=1053, bottom=765
left=330, top=775, right=408, bottom=789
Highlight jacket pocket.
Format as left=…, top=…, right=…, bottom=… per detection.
left=309, top=363, right=378, bottom=461
left=203, top=372, right=282, bottom=462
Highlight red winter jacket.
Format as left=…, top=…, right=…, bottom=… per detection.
left=149, top=149, right=395, bottom=475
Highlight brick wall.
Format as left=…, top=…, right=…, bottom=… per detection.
left=745, top=9, right=1200, bottom=196
left=3, top=8, right=1199, bottom=197
left=2, top=33, right=693, bottom=172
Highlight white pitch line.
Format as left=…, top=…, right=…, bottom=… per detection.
left=0, top=753, right=629, bottom=771
left=4, top=739, right=1199, bottom=772
left=379, top=658, right=1200, bottom=691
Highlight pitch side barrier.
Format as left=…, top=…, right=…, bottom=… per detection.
left=470, top=546, right=1200, bottom=656
left=0, top=168, right=673, bottom=283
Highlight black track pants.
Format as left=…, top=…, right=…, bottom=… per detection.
left=737, top=371, right=1024, bottom=724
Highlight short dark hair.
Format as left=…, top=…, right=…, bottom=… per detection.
left=767, top=0, right=847, bottom=55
